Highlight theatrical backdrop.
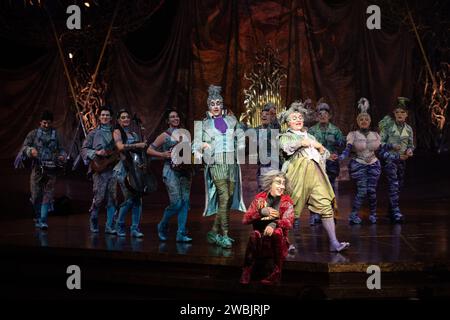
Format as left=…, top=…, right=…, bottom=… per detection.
left=0, top=0, right=450, bottom=302
left=1, top=0, right=449, bottom=157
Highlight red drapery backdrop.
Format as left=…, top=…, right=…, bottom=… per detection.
left=0, top=0, right=417, bottom=158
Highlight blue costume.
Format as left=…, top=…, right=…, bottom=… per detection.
left=378, top=101, right=414, bottom=223
left=340, top=98, right=382, bottom=224
left=21, top=126, right=65, bottom=229
left=81, top=124, right=117, bottom=233
left=114, top=127, right=145, bottom=238
left=156, top=128, right=193, bottom=242
left=340, top=130, right=381, bottom=224
left=193, top=85, right=246, bottom=249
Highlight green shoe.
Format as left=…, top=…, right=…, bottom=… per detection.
left=207, top=231, right=221, bottom=244
left=218, top=235, right=234, bottom=249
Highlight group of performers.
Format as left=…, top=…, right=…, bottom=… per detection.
left=19, top=84, right=414, bottom=285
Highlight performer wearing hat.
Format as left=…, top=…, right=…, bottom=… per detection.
left=339, top=98, right=381, bottom=224
left=20, top=110, right=66, bottom=229
left=378, top=97, right=415, bottom=223
left=308, top=101, right=345, bottom=225
left=193, top=85, right=246, bottom=249
left=279, top=101, right=349, bottom=252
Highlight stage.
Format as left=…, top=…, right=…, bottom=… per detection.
left=1, top=155, right=450, bottom=300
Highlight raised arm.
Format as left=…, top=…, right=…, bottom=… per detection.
left=146, top=132, right=172, bottom=160
left=339, top=132, right=354, bottom=161
left=113, top=129, right=146, bottom=152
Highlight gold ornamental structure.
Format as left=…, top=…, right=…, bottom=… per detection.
left=239, top=45, right=287, bottom=128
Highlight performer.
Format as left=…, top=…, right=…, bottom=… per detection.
left=308, top=102, right=345, bottom=225
left=21, top=110, right=66, bottom=229
left=193, top=85, right=246, bottom=249
left=113, top=109, right=148, bottom=238
left=378, top=97, right=415, bottom=223
left=147, top=109, right=193, bottom=242
left=255, top=103, right=280, bottom=191
left=81, top=106, right=118, bottom=234
left=240, top=170, right=294, bottom=285
left=279, top=101, right=349, bottom=252
left=266, top=103, right=281, bottom=130
left=339, top=98, right=381, bottom=224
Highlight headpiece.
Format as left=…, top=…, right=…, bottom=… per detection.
left=207, top=85, right=223, bottom=108
left=395, top=97, right=410, bottom=110
left=356, top=97, right=370, bottom=120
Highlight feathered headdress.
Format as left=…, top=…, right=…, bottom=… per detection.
left=207, top=85, right=223, bottom=108
left=356, top=97, right=371, bottom=122
left=357, top=97, right=370, bottom=115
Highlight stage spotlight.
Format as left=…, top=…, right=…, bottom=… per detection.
left=84, top=2, right=90, bottom=7
left=69, top=53, right=74, bottom=59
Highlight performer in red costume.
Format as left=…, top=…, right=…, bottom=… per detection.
left=240, top=170, right=295, bottom=285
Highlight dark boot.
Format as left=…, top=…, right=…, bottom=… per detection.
left=241, top=231, right=260, bottom=283
left=261, top=230, right=283, bottom=285
left=260, top=265, right=281, bottom=285
left=240, top=265, right=253, bottom=284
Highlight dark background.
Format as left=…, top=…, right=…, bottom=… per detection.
left=0, top=0, right=449, bottom=159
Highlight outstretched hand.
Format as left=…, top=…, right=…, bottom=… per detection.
left=330, top=153, right=338, bottom=161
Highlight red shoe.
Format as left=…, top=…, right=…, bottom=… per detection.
left=260, top=265, right=281, bottom=285
left=240, top=266, right=252, bottom=284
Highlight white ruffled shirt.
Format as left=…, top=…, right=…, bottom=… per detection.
left=291, top=130, right=321, bottom=164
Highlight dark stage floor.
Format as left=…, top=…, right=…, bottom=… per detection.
left=1, top=155, right=450, bottom=299
left=1, top=200, right=450, bottom=268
